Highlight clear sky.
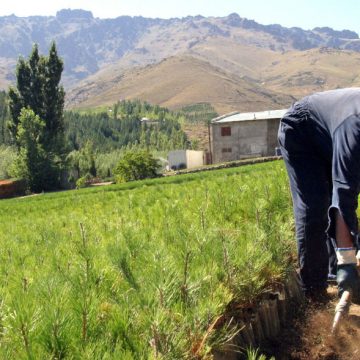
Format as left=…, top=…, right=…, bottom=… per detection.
left=1, top=0, right=360, bottom=35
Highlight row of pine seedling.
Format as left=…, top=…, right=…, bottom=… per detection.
left=0, top=161, right=295, bottom=358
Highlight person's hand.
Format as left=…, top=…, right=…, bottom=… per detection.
left=337, top=264, right=360, bottom=304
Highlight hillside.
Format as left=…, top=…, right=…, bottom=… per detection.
left=262, top=47, right=360, bottom=97
left=191, top=41, right=360, bottom=97
left=67, top=43, right=360, bottom=112
left=67, top=55, right=294, bottom=114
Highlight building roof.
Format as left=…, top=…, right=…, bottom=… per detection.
left=140, top=117, right=159, bottom=124
left=211, top=109, right=288, bottom=124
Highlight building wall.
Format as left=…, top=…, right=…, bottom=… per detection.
left=211, top=118, right=281, bottom=163
left=186, top=150, right=204, bottom=169
left=168, top=150, right=204, bottom=169
left=168, top=150, right=187, bottom=170
left=267, top=118, right=281, bottom=155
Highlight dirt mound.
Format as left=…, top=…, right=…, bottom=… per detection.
left=0, top=179, right=26, bottom=199
left=0, top=179, right=13, bottom=185
left=268, top=287, right=360, bottom=359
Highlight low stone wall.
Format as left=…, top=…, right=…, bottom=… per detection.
left=164, top=156, right=282, bottom=176
left=0, top=179, right=27, bottom=199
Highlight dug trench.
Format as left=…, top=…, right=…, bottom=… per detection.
left=261, top=286, right=360, bottom=359
left=213, top=275, right=360, bottom=360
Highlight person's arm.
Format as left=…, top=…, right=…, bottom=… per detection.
left=330, top=116, right=360, bottom=246
left=331, top=116, right=360, bottom=302
left=335, top=209, right=359, bottom=302
left=335, top=210, right=354, bottom=248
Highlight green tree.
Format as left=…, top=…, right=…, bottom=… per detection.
left=80, top=141, right=97, bottom=178
left=0, top=145, right=17, bottom=179
left=66, top=141, right=97, bottom=188
left=0, top=91, right=10, bottom=145
left=8, top=42, right=65, bottom=190
left=113, top=150, right=159, bottom=183
left=11, top=108, right=48, bottom=192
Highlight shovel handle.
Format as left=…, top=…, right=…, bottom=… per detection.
left=331, top=290, right=351, bottom=335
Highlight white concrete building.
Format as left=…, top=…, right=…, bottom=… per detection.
left=210, top=109, right=288, bottom=163
left=140, top=117, right=159, bottom=126
left=168, top=150, right=205, bottom=170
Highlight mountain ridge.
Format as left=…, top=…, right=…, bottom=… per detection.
left=66, top=54, right=296, bottom=114
left=0, top=9, right=359, bottom=88
left=1, top=9, right=360, bottom=114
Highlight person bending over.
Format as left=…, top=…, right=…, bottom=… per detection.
left=278, top=88, right=360, bottom=301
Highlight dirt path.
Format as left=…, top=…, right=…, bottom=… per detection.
left=266, top=287, right=360, bottom=359
left=90, top=181, right=113, bottom=187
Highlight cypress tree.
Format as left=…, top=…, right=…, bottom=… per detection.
left=8, top=42, right=65, bottom=191
left=43, top=42, right=65, bottom=152
left=0, top=91, right=10, bottom=144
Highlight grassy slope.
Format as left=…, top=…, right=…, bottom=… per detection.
left=191, top=40, right=360, bottom=96
left=262, top=48, right=360, bottom=98
left=66, top=54, right=294, bottom=115
left=66, top=42, right=360, bottom=115
left=0, top=161, right=295, bottom=358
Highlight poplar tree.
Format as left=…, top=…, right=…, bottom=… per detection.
left=12, top=108, right=47, bottom=192
left=0, top=91, right=9, bottom=144
left=8, top=42, right=65, bottom=191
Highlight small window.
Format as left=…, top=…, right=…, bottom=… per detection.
left=222, top=148, right=232, bottom=153
left=221, top=126, right=231, bottom=136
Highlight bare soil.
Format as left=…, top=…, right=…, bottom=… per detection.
left=263, top=287, right=360, bottom=359
left=89, top=181, right=113, bottom=187
left=182, top=123, right=209, bottom=151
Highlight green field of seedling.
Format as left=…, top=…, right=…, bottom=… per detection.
left=0, top=161, right=295, bottom=359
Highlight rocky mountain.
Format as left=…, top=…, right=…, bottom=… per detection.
left=67, top=44, right=360, bottom=114
left=1, top=9, right=360, bottom=112
left=1, top=10, right=360, bottom=83
left=67, top=54, right=295, bottom=114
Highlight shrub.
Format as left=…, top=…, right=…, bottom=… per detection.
left=76, top=173, right=92, bottom=189
left=95, top=149, right=124, bottom=179
left=113, top=150, right=160, bottom=183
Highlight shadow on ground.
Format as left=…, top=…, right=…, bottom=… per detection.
left=262, top=286, right=360, bottom=359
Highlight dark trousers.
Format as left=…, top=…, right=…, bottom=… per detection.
left=278, top=117, right=337, bottom=291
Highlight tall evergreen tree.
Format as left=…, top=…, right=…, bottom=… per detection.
left=8, top=42, right=65, bottom=190
left=0, top=91, right=10, bottom=144
left=43, top=42, right=65, bottom=152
